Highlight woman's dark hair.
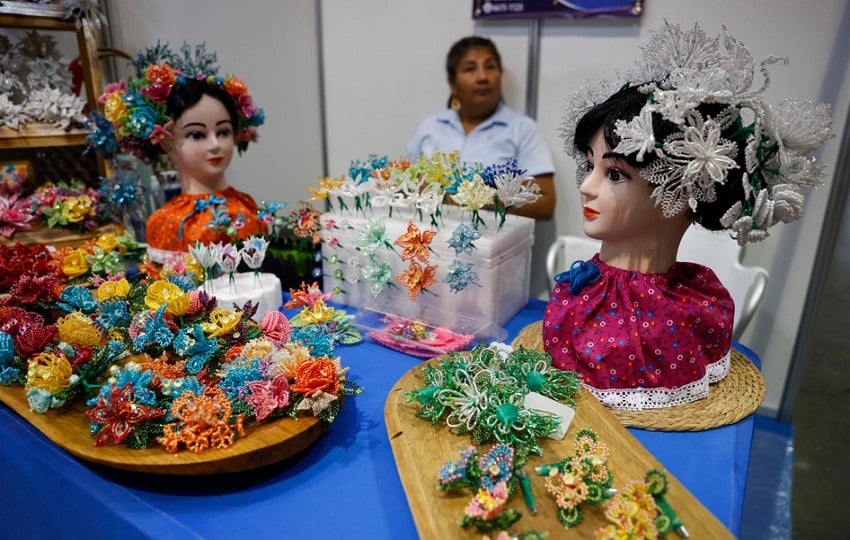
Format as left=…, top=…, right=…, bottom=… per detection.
left=167, top=78, right=240, bottom=130
left=573, top=85, right=747, bottom=231
left=139, top=79, right=240, bottom=163
left=444, top=36, right=502, bottom=108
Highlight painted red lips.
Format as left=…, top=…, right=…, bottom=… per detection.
left=583, top=206, right=599, bottom=218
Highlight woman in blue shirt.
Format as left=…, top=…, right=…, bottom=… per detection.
left=407, top=36, right=556, bottom=220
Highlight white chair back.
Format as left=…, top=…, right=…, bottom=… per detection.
left=677, top=227, right=768, bottom=341
left=545, top=228, right=768, bottom=341
left=545, top=236, right=602, bottom=284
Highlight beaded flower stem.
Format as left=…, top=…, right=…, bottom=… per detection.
left=645, top=469, right=689, bottom=538
left=437, top=443, right=529, bottom=533
left=538, top=427, right=616, bottom=529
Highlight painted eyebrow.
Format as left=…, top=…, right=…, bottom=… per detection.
left=181, top=119, right=233, bottom=130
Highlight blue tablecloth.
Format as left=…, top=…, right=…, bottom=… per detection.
left=0, top=298, right=754, bottom=538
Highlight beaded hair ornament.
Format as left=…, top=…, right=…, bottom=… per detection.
left=87, top=42, right=265, bottom=163
left=559, top=22, right=833, bottom=245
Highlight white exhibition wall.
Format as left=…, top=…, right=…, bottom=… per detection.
left=107, top=0, right=850, bottom=416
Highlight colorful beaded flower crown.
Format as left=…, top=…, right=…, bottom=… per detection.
left=87, top=42, right=265, bottom=163
left=559, top=22, right=833, bottom=245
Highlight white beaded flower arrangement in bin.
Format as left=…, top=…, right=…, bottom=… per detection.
left=314, top=152, right=540, bottom=303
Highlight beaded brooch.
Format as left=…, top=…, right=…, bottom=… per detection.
left=405, top=343, right=581, bottom=460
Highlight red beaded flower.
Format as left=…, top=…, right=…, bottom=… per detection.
left=86, top=383, right=165, bottom=446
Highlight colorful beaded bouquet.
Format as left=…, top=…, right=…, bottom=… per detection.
left=0, top=234, right=362, bottom=453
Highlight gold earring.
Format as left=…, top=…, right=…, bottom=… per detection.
left=450, top=97, right=461, bottom=111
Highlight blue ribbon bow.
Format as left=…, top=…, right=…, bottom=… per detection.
left=554, top=260, right=601, bottom=295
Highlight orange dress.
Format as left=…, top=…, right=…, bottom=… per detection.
left=145, top=186, right=267, bottom=253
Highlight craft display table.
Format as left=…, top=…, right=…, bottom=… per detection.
left=0, top=298, right=755, bottom=538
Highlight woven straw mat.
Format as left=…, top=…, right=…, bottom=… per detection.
left=511, top=321, right=765, bottom=431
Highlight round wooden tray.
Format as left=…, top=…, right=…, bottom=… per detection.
left=0, top=385, right=327, bottom=475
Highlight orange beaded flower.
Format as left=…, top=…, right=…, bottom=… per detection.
left=138, top=352, right=187, bottom=381
left=290, top=357, right=339, bottom=397
left=395, top=261, right=438, bottom=301
left=222, top=75, right=248, bottom=97
left=394, top=220, right=437, bottom=263
left=158, top=386, right=246, bottom=454
left=146, top=63, right=177, bottom=86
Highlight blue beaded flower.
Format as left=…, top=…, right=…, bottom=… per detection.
left=127, top=104, right=158, bottom=138
left=448, top=223, right=481, bottom=256
left=99, top=167, right=141, bottom=209
left=85, top=112, right=118, bottom=158
left=105, top=364, right=157, bottom=406
left=57, top=286, right=98, bottom=314
left=291, top=325, right=335, bottom=357
left=479, top=443, right=515, bottom=492
left=0, top=331, right=14, bottom=365
left=218, top=360, right=263, bottom=400
left=444, top=260, right=479, bottom=293
left=132, top=305, right=175, bottom=351
left=0, top=366, right=21, bottom=385
left=479, top=159, right=526, bottom=188
left=172, top=323, right=219, bottom=374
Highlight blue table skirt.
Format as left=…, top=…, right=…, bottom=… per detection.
left=0, top=298, right=753, bottom=538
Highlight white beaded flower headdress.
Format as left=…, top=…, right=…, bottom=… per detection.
left=560, top=22, right=833, bottom=245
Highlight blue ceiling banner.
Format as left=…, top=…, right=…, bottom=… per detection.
left=472, top=0, right=643, bottom=19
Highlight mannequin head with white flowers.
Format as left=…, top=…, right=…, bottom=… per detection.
left=559, top=23, right=832, bottom=273
left=542, top=22, right=832, bottom=411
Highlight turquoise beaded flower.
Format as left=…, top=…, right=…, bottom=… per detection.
left=448, top=223, right=481, bottom=255
left=444, top=260, right=479, bottom=293
left=353, top=216, right=392, bottom=254
left=361, top=254, right=394, bottom=297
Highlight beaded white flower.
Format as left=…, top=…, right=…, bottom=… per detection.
left=0, top=94, right=26, bottom=130
left=22, top=87, right=88, bottom=130
left=492, top=168, right=541, bottom=208
left=559, top=21, right=833, bottom=245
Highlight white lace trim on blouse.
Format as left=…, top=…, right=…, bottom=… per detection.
left=584, top=351, right=732, bottom=411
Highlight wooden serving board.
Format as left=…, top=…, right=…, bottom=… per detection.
left=0, top=385, right=327, bottom=475
left=385, top=359, right=735, bottom=539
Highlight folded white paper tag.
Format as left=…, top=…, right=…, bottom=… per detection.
left=523, top=392, right=575, bottom=440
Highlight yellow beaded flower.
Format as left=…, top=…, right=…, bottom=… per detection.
left=62, top=248, right=90, bottom=278
left=94, top=233, right=120, bottom=253
left=57, top=311, right=103, bottom=346
left=103, top=92, right=128, bottom=124
left=297, top=300, right=335, bottom=325
left=145, top=280, right=190, bottom=316
left=61, top=195, right=95, bottom=223
left=201, top=308, right=241, bottom=338
left=26, top=351, right=73, bottom=393
left=451, top=174, right=496, bottom=212
left=97, top=277, right=131, bottom=301
left=241, top=337, right=275, bottom=363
